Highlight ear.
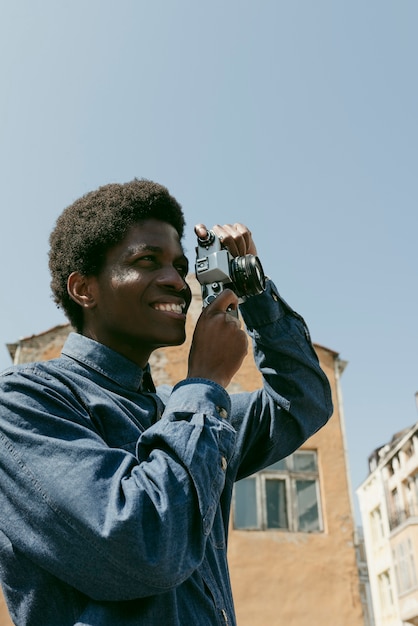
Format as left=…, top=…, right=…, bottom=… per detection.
left=67, top=272, right=97, bottom=309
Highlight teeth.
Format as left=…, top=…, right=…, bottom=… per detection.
left=154, top=303, right=183, bottom=313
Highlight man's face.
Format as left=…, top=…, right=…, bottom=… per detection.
left=84, top=219, right=191, bottom=366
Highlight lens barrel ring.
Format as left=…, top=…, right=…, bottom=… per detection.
left=230, top=254, right=266, bottom=298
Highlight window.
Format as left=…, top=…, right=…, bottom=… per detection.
left=378, top=570, right=394, bottom=611
left=409, top=473, right=418, bottom=516
left=233, top=451, right=322, bottom=532
left=403, top=440, right=414, bottom=460
left=370, top=506, right=385, bottom=543
left=393, top=539, right=417, bottom=594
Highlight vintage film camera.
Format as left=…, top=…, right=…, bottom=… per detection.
left=195, top=229, right=266, bottom=311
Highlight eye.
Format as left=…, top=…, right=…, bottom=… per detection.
left=135, top=254, right=157, bottom=265
left=128, top=255, right=159, bottom=271
left=175, top=262, right=189, bottom=278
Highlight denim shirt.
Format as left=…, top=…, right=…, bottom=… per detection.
left=0, top=280, right=332, bottom=626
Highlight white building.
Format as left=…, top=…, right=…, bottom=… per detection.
left=357, top=420, right=418, bottom=626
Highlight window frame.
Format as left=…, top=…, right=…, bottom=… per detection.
left=233, top=450, right=323, bottom=533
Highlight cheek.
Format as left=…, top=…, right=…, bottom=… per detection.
left=109, top=268, right=143, bottom=287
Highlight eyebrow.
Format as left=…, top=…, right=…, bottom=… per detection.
left=125, top=244, right=188, bottom=263
left=126, top=244, right=161, bottom=254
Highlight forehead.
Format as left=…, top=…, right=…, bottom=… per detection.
left=110, top=219, right=184, bottom=259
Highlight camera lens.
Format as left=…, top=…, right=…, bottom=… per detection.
left=230, top=254, right=266, bottom=298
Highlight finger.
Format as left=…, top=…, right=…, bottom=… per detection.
left=194, top=223, right=209, bottom=239
left=212, top=223, right=256, bottom=256
left=211, top=224, right=242, bottom=256
left=233, top=223, right=255, bottom=254
left=206, top=288, right=239, bottom=314
left=206, top=292, right=242, bottom=328
left=224, top=309, right=242, bottom=327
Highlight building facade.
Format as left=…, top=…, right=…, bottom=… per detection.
left=1, top=277, right=367, bottom=625
left=357, top=421, right=418, bottom=626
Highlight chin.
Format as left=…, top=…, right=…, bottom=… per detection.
left=157, top=333, right=186, bottom=349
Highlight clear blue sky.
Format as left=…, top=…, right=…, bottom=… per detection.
left=1, top=1, right=417, bottom=523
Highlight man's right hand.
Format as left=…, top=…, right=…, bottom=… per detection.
left=187, top=289, right=248, bottom=389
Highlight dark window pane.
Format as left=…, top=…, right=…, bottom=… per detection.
left=296, top=480, right=320, bottom=532
left=266, top=479, right=288, bottom=529
left=234, top=478, right=258, bottom=528
left=293, top=452, right=317, bottom=472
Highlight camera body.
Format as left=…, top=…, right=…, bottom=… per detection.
left=195, top=230, right=266, bottom=309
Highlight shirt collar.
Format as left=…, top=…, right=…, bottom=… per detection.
left=61, top=332, right=150, bottom=392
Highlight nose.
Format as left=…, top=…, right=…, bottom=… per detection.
left=156, top=266, right=188, bottom=292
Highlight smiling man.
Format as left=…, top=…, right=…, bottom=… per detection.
left=0, top=178, right=333, bottom=626
left=67, top=219, right=192, bottom=365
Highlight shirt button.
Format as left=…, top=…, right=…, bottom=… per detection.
left=216, top=406, right=228, bottom=419
left=221, top=456, right=228, bottom=471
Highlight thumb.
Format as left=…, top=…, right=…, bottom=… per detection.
left=206, top=288, right=239, bottom=315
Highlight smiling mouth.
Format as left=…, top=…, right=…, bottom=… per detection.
left=153, top=302, right=186, bottom=314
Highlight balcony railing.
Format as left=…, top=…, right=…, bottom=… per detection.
left=389, top=503, right=418, bottom=531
